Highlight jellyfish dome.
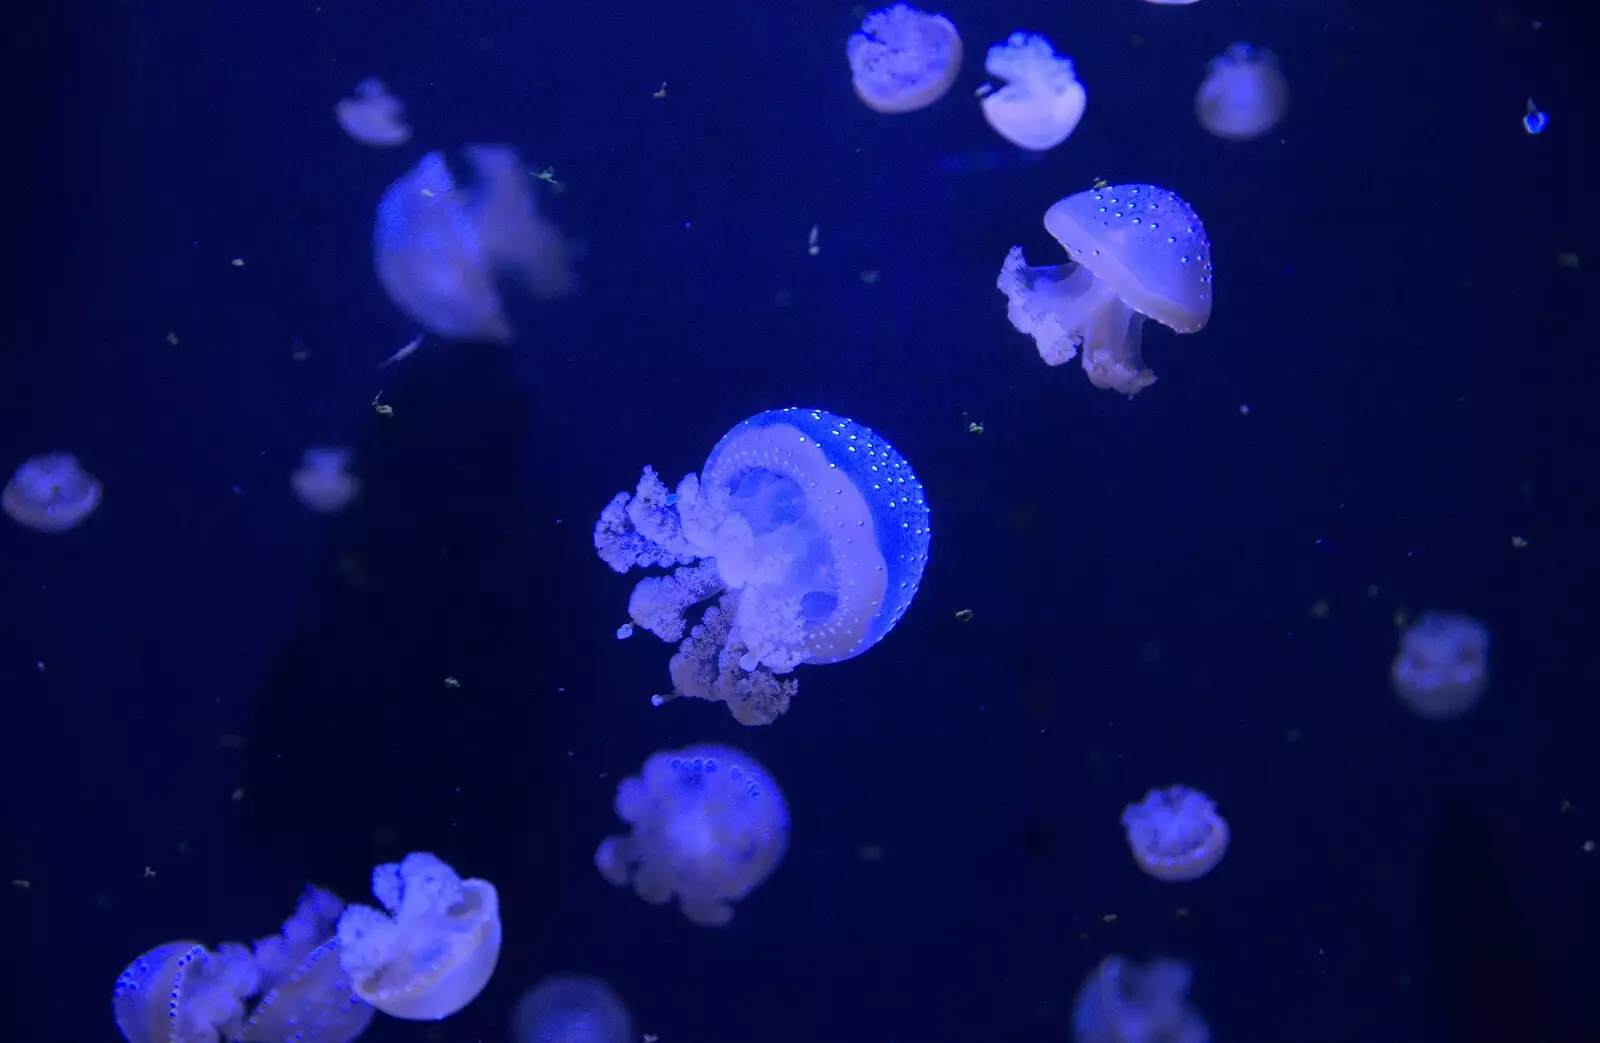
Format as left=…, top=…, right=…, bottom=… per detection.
left=1121, top=785, right=1229, bottom=882
left=335, top=78, right=412, bottom=147
left=1195, top=44, right=1288, bottom=141
left=336, top=852, right=502, bottom=1020
left=847, top=5, right=964, bottom=115
left=980, top=33, right=1087, bottom=151
left=512, top=974, right=633, bottom=1043
left=3, top=452, right=102, bottom=532
left=1072, top=956, right=1210, bottom=1043
left=292, top=447, right=360, bottom=514
left=238, top=886, right=374, bottom=1043
left=595, top=744, right=790, bottom=926
left=593, top=407, right=932, bottom=725
left=113, top=942, right=259, bottom=1043
left=997, top=184, right=1213, bottom=396
left=1391, top=611, right=1490, bottom=719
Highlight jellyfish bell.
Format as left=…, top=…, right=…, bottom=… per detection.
left=3, top=452, right=102, bottom=533
left=847, top=4, right=964, bottom=115
left=512, top=974, right=633, bottom=1043
left=291, top=447, right=360, bottom=514
left=335, top=78, right=412, bottom=147
left=239, top=886, right=374, bottom=1043
left=1121, top=785, right=1229, bottom=882
left=1072, top=956, right=1210, bottom=1043
left=1391, top=611, right=1490, bottom=719
left=1195, top=44, right=1288, bottom=141
left=112, top=941, right=259, bottom=1043
left=980, top=33, right=1086, bottom=151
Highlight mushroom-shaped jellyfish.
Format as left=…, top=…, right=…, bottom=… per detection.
left=1390, top=611, right=1490, bottom=719
left=997, top=184, right=1213, bottom=396
left=1195, top=44, right=1288, bottom=141
left=846, top=5, right=963, bottom=115
left=512, top=974, right=634, bottom=1043
left=593, top=407, right=932, bottom=725
left=3, top=452, right=102, bottom=532
left=1072, top=956, right=1210, bottom=1043
left=238, top=885, right=374, bottom=1043
left=292, top=447, right=360, bottom=514
left=113, top=942, right=259, bottom=1043
left=336, top=852, right=502, bottom=1021
left=1121, top=785, right=1229, bottom=882
left=374, top=145, right=573, bottom=343
left=980, top=33, right=1086, bottom=151
left=335, top=79, right=412, bottom=147
left=595, top=744, right=789, bottom=927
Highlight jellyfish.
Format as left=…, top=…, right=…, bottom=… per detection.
left=113, top=942, right=259, bottom=1043
left=595, top=744, right=789, bottom=926
left=1072, top=956, right=1210, bottom=1043
left=997, top=184, right=1213, bottom=396
left=1121, top=785, right=1229, bottom=882
left=374, top=145, right=573, bottom=342
left=1391, top=611, right=1490, bottom=719
left=1194, top=44, right=1288, bottom=141
left=238, top=885, right=374, bottom=1043
left=3, top=452, right=102, bottom=532
left=593, top=407, right=932, bottom=725
left=980, top=33, right=1086, bottom=151
left=291, top=447, right=360, bottom=514
left=335, top=79, right=412, bottom=147
left=512, top=974, right=633, bottom=1043
left=846, top=5, right=963, bottom=115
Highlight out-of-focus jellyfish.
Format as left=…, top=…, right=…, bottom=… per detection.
left=595, top=744, right=789, bottom=926
left=374, top=145, right=573, bottom=342
left=997, top=184, right=1213, bottom=396
left=3, top=452, right=102, bottom=532
left=593, top=407, right=932, bottom=725
left=1121, top=785, right=1229, bottom=882
left=846, top=5, right=964, bottom=115
left=335, top=79, right=412, bottom=147
left=512, top=974, right=633, bottom=1043
left=1143, top=0, right=1203, bottom=5
left=1391, top=611, right=1490, bottom=719
left=239, top=885, right=374, bottom=1043
left=1072, top=956, right=1210, bottom=1043
left=980, top=33, right=1086, bottom=151
left=114, top=942, right=259, bottom=1043
left=336, top=852, right=502, bottom=1020
left=1194, top=44, right=1288, bottom=141
left=292, top=447, right=360, bottom=514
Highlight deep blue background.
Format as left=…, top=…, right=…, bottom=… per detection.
left=2, top=0, right=1594, bottom=1041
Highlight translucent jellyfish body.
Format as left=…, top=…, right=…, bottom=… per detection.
left=1072, top=956, right=1210, bottom=1043
left=336, top=852, right=502, bottom=1020
left=292, top=447, right=360, bottom=514
left=1391, top=611, right=1490, bottom=719
left=374, top=145, right=573, bottom=342
left=3, top=452, right=102, bottom=532
left=1121, top=785, right=1229, bottom=882
left=239, top=885, right=374, bottom=1043
left=335, top=79, right=412, bottom=147
left=998, top=184, right=1213, bottom=396
left=980, top=33, right=1086, bottom=151
left=114, top=942, right=258, bottom=1043
left=595, top=744, right=790, bottom=926
left=1195, top=44, right=1288, bottom=141
left=512, top=974, right=634, bottom=1043
left=594, top=407, right=932, bottom=725
left=847, top=5, right=963, bottom=115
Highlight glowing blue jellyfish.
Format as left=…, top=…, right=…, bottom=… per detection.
left=1072, top=956, right=1210, bottom=1043
left=1391, top=611, right=1490, bottom=719
left=980, top=33, right=1087, bottom=151
left=114, top=942, right=258, bottom=1043
left=595, top=407, right=931, bottom=725
left=595, top=744, right=790, bottom=926
left=1522, top=98, right=1548, bottom=135
left=291, top=447, right=360, bottom=514
left=512, top=974, right=633, bottom=1043
left=238, top=885, right=374, bottom=1043
left=335, top=79, right=412, bottom=147
left=3, top=452, right=102, bottom=532
left=847, top=5, right=964, bottom=115
left=1194, top=44, right=1288, bottom=141
left=1122, top=785, right=1229, bottom=882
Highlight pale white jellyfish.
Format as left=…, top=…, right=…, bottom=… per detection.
left=846, top=5, right=964, bottom=115
left=980, top=33, right=1086, bottom=151
left=238, top=886, right=374, bottom=1043
left=512, top=974, right=633, bottom=1043
left=113, top=942, right=259, bottom=1043
left=1195, top=44, right=1288, bottom=141
left=997, top=184, right=1213, bottom=396
left=595, top=744, right=790, bottom=926
left=3, top=452, right=102, bottom=532
left=1072, top=956, right=1210, bottom=1043
left=291, top=447, right=360, bottom=514
left=1121, top=785, right=1229, bottom=882
left=335, top=78, right=412, bottom=147
left=336, top=852, right=502, bottom=1020
left=1391, top=611, right=1490, bottom=719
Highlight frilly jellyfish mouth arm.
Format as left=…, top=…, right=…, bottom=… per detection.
left=997, top=246, right=1114, bottom=366
left=595, top=466, right=704, bottom=572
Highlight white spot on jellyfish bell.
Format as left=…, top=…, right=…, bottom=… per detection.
left=335, top=78, right=412, bottom=147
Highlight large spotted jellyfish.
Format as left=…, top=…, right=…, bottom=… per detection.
left=1391, top=611, right=1490, bottom=719
left=594, top=407, right=932, bottom=725
left=1072, top=956, right=1210, bottom=1043
left=1195, top=44, right=1288, bottom=141
left=595, top=744, right=790, bottom=927
left=980, top=32, right=1087, bottom=151
left=846, top=4, right=964, bottom=115
left=1121, top=785, right=1229, bottom=882
left=336, top=852, right=502, bottom=1020
left=997, top=184, right=1213, bottom=397
left=512, top=974, right=634, bottom=1043
left=3, top=452, right=102, bottom=532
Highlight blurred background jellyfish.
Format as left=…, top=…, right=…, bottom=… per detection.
left=336, top=852, right=502, bottom=1020
left=1072, top=956, right=1210, bottom=1043
left=1194, top=44, right=1288, bottom=141
left=291, top=447, right=360, bottom=514
left=239, top=885, right=374, bottom=1043
left=1391, top=611, right=1491, bottom=719
left=335, top=78, right=412, bottom=147
left=1121, top=785, right=1229, bottom=882
left=374, top=145, right=573, bottom=343
left=846, top=4, right=963, bottom=115
left=980, top=33, right=1086, bottom=151
left=512, top=974, right=633, bottom=1043
left=113, top=941, right=259, bottom=1043
left=595, top=744, right=789, bottom=926
left=997, top=184, right=1213, bottom=396
left=3, top=451, right=102, bottom=532
left=593, top=407, right=932, bottom=725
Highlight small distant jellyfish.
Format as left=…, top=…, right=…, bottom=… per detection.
left=3, top=452, right=102, bottom=532
left=595, top=744, right=789, bottom=926
left=113, top=941, right=259, bottom=1043
left=512, top=974, right=633, bottom=1043
left=981, top=33, right=1086, bottom=151
left=335, top=78, right=412, bottom=147
left=997, top=184, right=1213, bottom=396
left=1195, top=44, right=1288, bottom=141
left=593, top=407, right=932, bottom=725
left=336, top=852, right=502, bottom=1020
left=847, top=5, right=964, bottom=115
left=1072, top=956, right=1210, bottom=1043
left=1121, top=785, right=1229, bottom=882
left=1390, top=611, right=1490, bottom=719
left=291, top=447, right=360, bottom=514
